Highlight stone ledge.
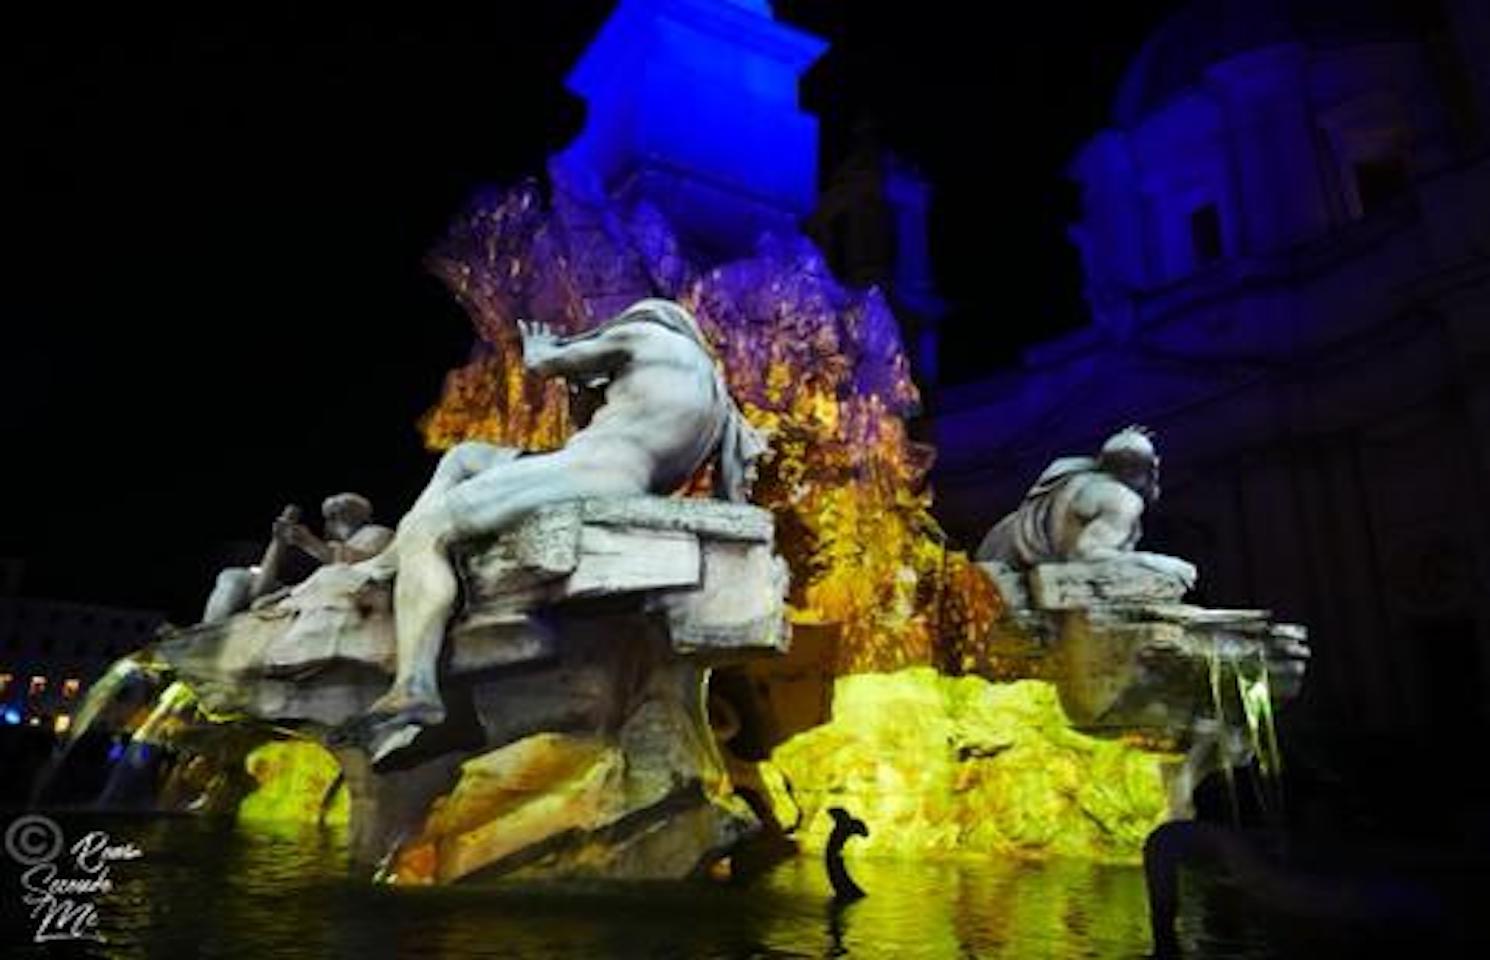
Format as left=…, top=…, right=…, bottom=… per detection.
left=1028, top=560, right=1188, bottom=610
left=577, top=497, right=775, bottom=542
left=461, top=498, right=774, bottom=608
left=157, top=495, right=788, bottom=725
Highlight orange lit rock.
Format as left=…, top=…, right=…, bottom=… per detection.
left=399, top=734, right=623, bottom=884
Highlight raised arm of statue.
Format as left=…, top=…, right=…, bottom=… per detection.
left=275, top=518, right=334, bottom=565
left=520, top=320, right=633, bottom=380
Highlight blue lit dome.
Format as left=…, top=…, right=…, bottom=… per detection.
left=1112, top=0, right=1428, bottom=127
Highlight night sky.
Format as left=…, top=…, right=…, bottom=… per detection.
left=3, top=3, right=1176, bottom=619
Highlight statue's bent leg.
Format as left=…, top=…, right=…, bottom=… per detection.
left=356, top=442, right=515, bottom=581
left=356, top=503, right=464, bottom=764
left=442, top=452, right=640, bottom=536
left=369, top=512, right=461, bottom=721
left=362, top=453, right=636, bottom=762
left=404, top=441, right=516, bottom=519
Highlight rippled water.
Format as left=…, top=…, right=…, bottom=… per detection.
left=5, top=813, right=1459, bottom=958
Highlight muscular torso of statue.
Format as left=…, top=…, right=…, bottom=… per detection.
left=438, top=320, right=726, bottom=536
left=978, top=468, right=1144, bottom=567
left=351, top=300, right=753, bottom=764
left=569, top=329, right=723, bottom=488
left=976, top=429, right=1196, bottom=588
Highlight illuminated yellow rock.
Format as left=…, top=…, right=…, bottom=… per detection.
left=763, top=668, right=1175, bottom=864
left=238, top=739, right=348, bottom=829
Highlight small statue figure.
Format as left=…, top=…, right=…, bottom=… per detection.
left=202, top=494, right=394, bottom=623
left=273, top=493, right=394, bottom=568
left=975, top=426, right=1196, bottom=587
left=353, top=298, right=767, bottom=762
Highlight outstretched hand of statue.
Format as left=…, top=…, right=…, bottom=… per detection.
left=518, top=319, right=561, bottom=370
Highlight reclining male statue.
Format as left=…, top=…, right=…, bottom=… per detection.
left=203, top=493, right=393, bottom=623
left=976, top=426, right=1197, bottom=588
left=350, top=298, right=766, bottom=762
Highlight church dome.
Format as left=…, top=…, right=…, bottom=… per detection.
left=1111, top=0, right=1429, bottom=127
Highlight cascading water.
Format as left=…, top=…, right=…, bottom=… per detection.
left=1236, top=647, right=1285, bottom=822
left=96, top=680, right=201, bottom=809
left=30, top=652, right=168, bottom=806
left=31, top=653, right=261, bottom=816
left=1204, top=637, right=1287, bottom=827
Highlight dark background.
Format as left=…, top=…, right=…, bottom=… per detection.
left=2, top=3, right=1176, bottom=619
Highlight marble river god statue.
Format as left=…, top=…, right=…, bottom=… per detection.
left=976, top=425, right=1196, bottom=588
left=970, top=427, right=1308, bottom=819
left=351, top=298, right=768, bottom=763
left=157, top=296, right=787, bottom=881
left=203, top=493, right=394, bottom=623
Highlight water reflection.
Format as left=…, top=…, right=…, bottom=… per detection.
left=1, top=815, right=1261, bottom=959
left=756, top=858, right=1166, bottom=959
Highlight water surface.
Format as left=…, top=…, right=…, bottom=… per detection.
left=3, top=814, right=1451, bottom=958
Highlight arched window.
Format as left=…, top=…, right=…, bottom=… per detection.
left=1189, top=203, right=1224, bottom=264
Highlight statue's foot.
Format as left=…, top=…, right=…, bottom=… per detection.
left=364, top=688, right=446, bottom=726
left=365, top=721, right=424, bottom=769
left=329, top=692, right=446, bottom=767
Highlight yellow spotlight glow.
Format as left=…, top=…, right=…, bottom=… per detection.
left=238, top=740, right=349, bottom=831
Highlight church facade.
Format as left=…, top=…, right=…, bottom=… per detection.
left=932, top=0, right=1490, bottom=739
